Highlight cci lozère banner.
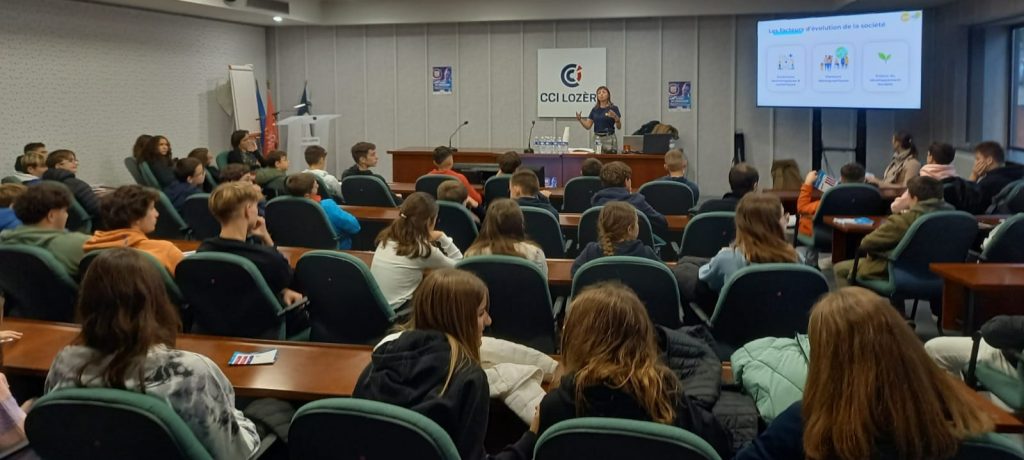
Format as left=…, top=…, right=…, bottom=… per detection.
left=537, top=48, right=607, bottom=118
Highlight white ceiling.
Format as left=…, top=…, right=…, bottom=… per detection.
left=80, top=0, right=957, bottom=26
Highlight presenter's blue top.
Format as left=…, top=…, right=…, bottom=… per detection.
left=588, top=105, right=621, bottom=135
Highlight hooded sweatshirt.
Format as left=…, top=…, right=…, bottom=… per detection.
left=353, top=330, right=535, bottom=460
left=890, top=163, right=958, bottom=213
left=0, top=208, right=21, bottom=231
left=0, top=225, right=91, bottom=276
left=83, top=228, right=184, bottom=273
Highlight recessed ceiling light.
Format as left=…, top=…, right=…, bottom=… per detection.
left=272, top=16, right=283, bottom=23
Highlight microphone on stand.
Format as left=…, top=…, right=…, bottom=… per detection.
left=448, top=120, right=469, bottom=152
left=523, top=120, right=536, bottom=153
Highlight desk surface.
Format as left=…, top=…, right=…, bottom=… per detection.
left=824, top=214, right=1010, bottom=234
left=930, top=263, right=1024, bottom=290
left=340, top=205, right=689, bottom=232
left=388, top=148, right=668, bottom=160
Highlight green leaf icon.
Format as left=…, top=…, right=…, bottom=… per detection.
left=878, top=52, right=892, bottom=63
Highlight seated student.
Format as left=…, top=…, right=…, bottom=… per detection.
left=226, top=130, right=263, bottom=170
left=437, top=180, right=481, bottom=225
left=11, top=151, right=47, bottom=185
left=867, top=131, right=922, bottom=189
left=83, top=185, right=185, bottom=273
left=736, top=287, right=996, bottom=460
left=429, top=146, right=482, bottom=207
left=496, top=151, right=521, bottom=177
left=342, top=141, right=403, bottom=203
left=219, top=164, right=267, bottom=216
left=926, top=315, right=1024, bottom=381
left=969, top=140, right=1024, bottom=213
left=255, top=150, right=289, bottom=197
left=0, top=184, right=26, bottom=231
left=695, top=162, right=759, bottom=214
left=658, top=148, right=700, bottom=202
left=465, top=199, right=547, bottom=277
left=834, top=176, right=952, bottom=286
left=370, top=192, right=463, bottom=313
left=284, top=172, right=360, bottom=250
left=41, top=149, right=101, bottom=220
left=572, top=201, right=659, bottom=276
left=892, top=142, right=959, bottom=213
left=163, top=157, right=205, bottom=212
left=592, top=161, right=667, bottom=236
left=12, top=142, right=46, bottom=179
left=580, top=158, right=602, bottom=177
left=200, top=182, right=304, bottom=305
left=509, top=169, right=559, bottom=220
left=44, top=248, right=261, bottom=459
left=139, top=135, right=176, bottom=187
left=354, top=268, right=538, bottom=460
left=0, top=183, right=91, bottom=276
left=797, top=162, right=865, bottom=236
left=188, top=147, right=219, bottom=187
left=540, top=281, right=733, bottom=458
left=132, top=134, right=152, bottom=160
left=301, top=145, right=342, bottom=198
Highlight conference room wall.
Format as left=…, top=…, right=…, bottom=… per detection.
left=0, top=0, right=267, bottom=187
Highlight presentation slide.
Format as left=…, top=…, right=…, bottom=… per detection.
left=757, top=11, right=922, bottom=109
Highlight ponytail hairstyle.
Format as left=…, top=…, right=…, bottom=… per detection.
left=597, top=202, right=638, bottom=256
left=894, top=131, right=918, bottom=159
left=733, top=193, right=798, bottom=263
left=375, top=192, right=439, bottom=259
left=467, top=199, right=536, bottom=258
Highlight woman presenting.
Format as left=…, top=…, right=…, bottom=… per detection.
left=576, top=86, right=621, bottom=153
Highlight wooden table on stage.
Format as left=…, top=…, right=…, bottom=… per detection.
left=823, top=215, right=1008, bottom=264
left=339, top=205, right=689, bottom=232
left=930, top=263, right=1024, bottom=335
left=765, top=187, right=904, bottom=214
left=388, top=147, right=666, bottom=186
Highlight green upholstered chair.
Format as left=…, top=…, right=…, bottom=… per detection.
left=571, top=256, right=682, bottom=329
left=265, top=196, right=340, bottom=250
left=0, top=244, right=78, bottom=322
left=535, top=417, right=722, bottom=460
left=294, top=251, right=395, bottom=345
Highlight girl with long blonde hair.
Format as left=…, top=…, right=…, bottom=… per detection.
left=465, top=199, right=547, bottom=276
left=539, top=281, right=732, bottom=458
left=354, top=269, right=539, bottom=460
left=737, top=287, right=997, bottom=460
left=570, top=201, right=659, bottom=275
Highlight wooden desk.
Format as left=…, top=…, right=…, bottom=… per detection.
left=930, top=263, right=1024, bottom=334
left=823, top=215, right=1009, bottom=263
left=340, top=205, right=689, bottom=232
left=389, top=182, right=483, bottom=197
left=765, top=187, right=904, bottom=214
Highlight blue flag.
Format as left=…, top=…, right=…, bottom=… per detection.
left=255, top=80, right=267, bottom=149
left=298, top=82, right=311, bottom=115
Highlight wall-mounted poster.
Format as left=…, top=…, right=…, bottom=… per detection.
left=668, top=81, right=692, bottom=111
left=432, top=66, right=453, bottom=95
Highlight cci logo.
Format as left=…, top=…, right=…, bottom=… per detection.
left=560, top=64, right=583, bottom=88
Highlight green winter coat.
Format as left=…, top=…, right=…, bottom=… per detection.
left=730, top=335, right=810, bottom=423
left=0, top=225, right=91, bottom=276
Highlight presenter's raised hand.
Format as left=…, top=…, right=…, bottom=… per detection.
left=606, top=110, right=619, bottom=121
left=575, top=111, right=583, bottom=122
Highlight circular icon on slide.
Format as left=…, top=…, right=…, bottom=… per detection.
left=561, top=64, right=583, bottom=88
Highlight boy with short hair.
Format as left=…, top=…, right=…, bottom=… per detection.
left=342, top=141, right=402, bottom=203
left=658, top=149, right=700, bottom=202
left=0, top=184, right=27, bottom=230
left=284, top=173, right=361, bottom=250
left=580, top=158, right=602, bottom=177
left=41, top=149, right=101, bottom=220
left=200, top=182, right=304, bottom=306
left=429, top=146, right=482, bottom=206
left=592, top=161, right=667, bottom=236
left=497, top=151, right=522, bottom=176
left=164, top=157, right=205, bottom=212
left=11, top=152, right=47, bottom=184
left=510, top=169, right=559, bottom=220
left=695, top=162, right=760, bottom=214
left=833, top=176, right=952, bottom=286
left=0, top=182, right=90, bottom=276
left=83, top=185, right=185, bottom=273
left=437, top=180, right=481, bottom=225
left=219, top=164, right=266, bottom=216
left=968, top=141, right=1023, bottom=213
left=13, top=142, right=46, bottom=176
left=302, top=145, right=342, bottom=198
left=797, top=162, right=866, bottom=237
left=255, top=150, right=289, bottom=197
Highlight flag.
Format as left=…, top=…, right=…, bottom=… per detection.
left=263, top=82, right=279, bottom=155
left=298, top=82, right=311, bottom=115
left=255, top=80, right=267, bottom=151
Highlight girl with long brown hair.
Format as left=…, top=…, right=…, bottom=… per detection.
left=138, top=135, right=176, bottom=187
left=738, top=287, right=998, bottom=459
left=44, top=248, right=261, bottom=459
left=466, top=198, right=547, bottom=276
left=355, top=268, right=539, bottom=460
left=539, top=281, right=732, bottom=458
left=371, top=192, right=463, bottom=314
left=570, top=201, right=659, bottom=275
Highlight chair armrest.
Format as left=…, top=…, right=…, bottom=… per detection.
left=277, top=296, right=309, bottom=316
left=688, top=302, right=712, bottom=328
left=552, top=296, right=566, bottom=319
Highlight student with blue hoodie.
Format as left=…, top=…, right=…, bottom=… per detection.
left=591, top=161, right=667, bottom=236
left=284, top=172, right=360, bottom=250
left=0, top=184, right=26, bottom=230
left=572, top=201, right=660, bottom=275
left=163, top=157, right=205, bottom=212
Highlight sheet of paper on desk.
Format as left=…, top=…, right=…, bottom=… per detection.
left=228, top=349, right=278, bottom=366
left=833, top=217, right=874, bottom=225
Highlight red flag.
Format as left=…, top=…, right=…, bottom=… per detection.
left=263, top=84, right=279, bottom=155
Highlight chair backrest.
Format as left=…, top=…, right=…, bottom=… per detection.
left=124, top=157, right=145, bottom=185
left=341, top=175, right=397, bottom=207
left=1007, top=182, right=1024, bottom=214
left=0, top=244, right=78, bottom=321
left=214, top=151, right=230, bottom=172
left=152, top=190, right=192, bottom=240
left=457, top=255, right=557, bottom=353
left=80, top=249, right=184, bottom=307
left=261, top=174, right=288, bottom=199
left=137, top=162, right=161, bottom=189
left=175, top=252, right=285, bottom=339
left=809, top=184, right=886, bottom=250
left=562, top=176, right=603, bottom=213
left=265, top=196, right=340, bottom=249
left=710, top=264, right=828, bottom=358
left=953, top=433, right=1024, bottom=460
left=577, top=206, right=656, bottom=251
left=415, top=174, right=457, bottom=198
left=294, top=251, right=395, bottom=345
left=637, top=181, right=696, bottom=215
left=180, top=194, right=221, bottom=240
left=290, top=398, right=461, bottom=460
left=571, top=256, right=682, bottom=329
left=483, top=175, right=511, bottom=208
left=981, top=214, right=1024, bottom=263
left=678, top=212, right=736, bottom=258
left=522, top=207, right=566, bottom=258
left=0, top=176, right=21, bottom=184
left=435, top=201, right=479, bottom=252
left=311, top=174, right=340, bottom=202
left=535, top=418, right=722, bottom=460
left=42, top=180, right=92, bottom=233
left=26, top=388, right=214, bottom=460
left=888, top=211, right=978, bottom=299
left=203, top=170, right=218, bottom=190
